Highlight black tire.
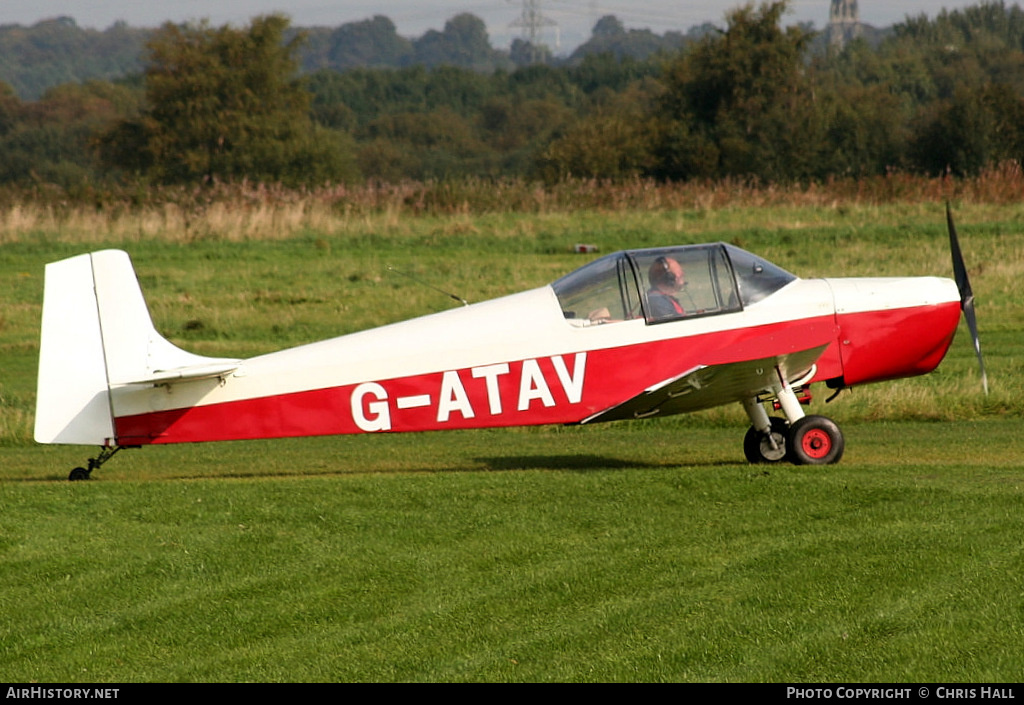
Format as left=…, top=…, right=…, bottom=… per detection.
left=68, top=467, right=91, bottom=481
left=786, top=415, right=844, bottom=465
left=743, top=417, right=789, bottom=463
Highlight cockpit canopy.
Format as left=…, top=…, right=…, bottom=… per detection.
left=552, top=243, right=796, bottom=326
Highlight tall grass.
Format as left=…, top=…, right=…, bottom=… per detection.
left=4, top=166, right=1024, bottom=244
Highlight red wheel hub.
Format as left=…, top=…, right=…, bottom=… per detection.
left=801, top=428, right=832, bottom=459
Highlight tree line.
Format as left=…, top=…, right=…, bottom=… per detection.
left=1, top=12, right=697, bottom=101
left=3, top=1, right=1024, bottom=191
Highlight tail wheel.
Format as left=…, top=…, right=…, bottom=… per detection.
left=786, top=415, right=844, bottom=465
left=68, top=467, right=91, bottom=481
left=743, top=417, right=789, bottom=464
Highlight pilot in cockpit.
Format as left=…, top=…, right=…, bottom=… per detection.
left=647, top=256, right=686, bottom=319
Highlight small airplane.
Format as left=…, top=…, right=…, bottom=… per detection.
left=35, top=207, right=985, bottom=480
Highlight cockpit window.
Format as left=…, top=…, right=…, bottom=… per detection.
left=552, top=253, right=641, bottom=326
left=630, top=245, right=741, bottom=323
left=724, top=244, right=797, bottom=305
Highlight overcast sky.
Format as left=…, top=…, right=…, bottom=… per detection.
left=0, top=2, right=1001, bottom=52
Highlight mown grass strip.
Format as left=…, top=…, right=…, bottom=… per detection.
left=1, top=421, right=1022, bottom=682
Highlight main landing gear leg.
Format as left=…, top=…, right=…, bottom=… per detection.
left=68, top=445, right=127, bottom=481
left=741, top=367, right=845, bottom=466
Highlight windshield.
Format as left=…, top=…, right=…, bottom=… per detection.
left=723, top=244, right=797, bottom=305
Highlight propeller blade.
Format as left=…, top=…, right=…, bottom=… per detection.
left=947, top=203, right=972, bottom=301
left=962, top=297, right=989, bottom=395
left=946, top=203, right=989, bottom=395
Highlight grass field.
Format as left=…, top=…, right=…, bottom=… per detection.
left=1, top=197, right=1022, bottom=681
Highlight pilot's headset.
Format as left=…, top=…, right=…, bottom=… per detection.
left=653, top=256, right=681, bottom=288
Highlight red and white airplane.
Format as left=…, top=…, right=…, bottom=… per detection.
left=35, top=209, right=985, bottom=480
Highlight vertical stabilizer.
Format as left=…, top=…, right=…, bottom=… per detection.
left=35, top=249, right=234, bottom=445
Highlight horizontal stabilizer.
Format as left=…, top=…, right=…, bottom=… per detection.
left=119, top=363, right=241, bottom=386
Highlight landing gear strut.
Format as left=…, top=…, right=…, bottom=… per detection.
left=741, top=367, right=844, bottom=466
left=68, top=445, right=128, bottom=481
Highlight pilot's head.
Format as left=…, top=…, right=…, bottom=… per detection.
left=650, top=256, right=685, bottom=293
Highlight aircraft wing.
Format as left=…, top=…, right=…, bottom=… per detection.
left=582, top=340, right=830, bottom=424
